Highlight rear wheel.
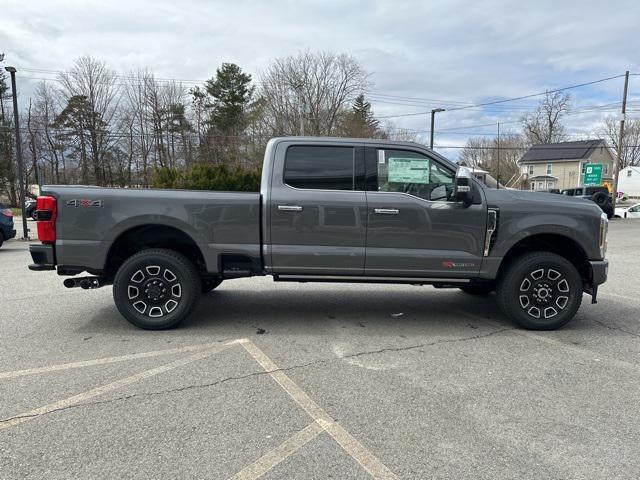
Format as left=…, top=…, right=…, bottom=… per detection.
left=113, top=248, right=201, bottom=330
left=497, top=251, right=582, bottom=330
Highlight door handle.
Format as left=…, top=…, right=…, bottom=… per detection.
left=278, top=205, right=303, bottom=212
left=374, top=208, right=399, bottom=215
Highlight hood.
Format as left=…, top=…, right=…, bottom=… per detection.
left=483, top=188, right=602, bottom=215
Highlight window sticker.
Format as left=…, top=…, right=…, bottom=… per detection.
left=378, top=150, right=386, bottom=164
left=387, top=157, right=430, bottom=184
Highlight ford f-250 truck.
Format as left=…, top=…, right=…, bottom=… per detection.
left=28, top=137, right=609, bottom=331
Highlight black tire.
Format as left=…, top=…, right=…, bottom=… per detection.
left=496, top=251, right=582, bottom=330
left=459, top=283, right=494, bottom=295
left=591, top=191, right=608, bottom=206
left=113, top=248, right=201, bottom=330
left=0, top=235, right=3, bottom=248
left=202, top=278, right=223, bottom=293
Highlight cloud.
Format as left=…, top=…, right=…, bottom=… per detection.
left=2, top=0, right=638, bottom=157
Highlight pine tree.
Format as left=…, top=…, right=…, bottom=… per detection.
left=340, top=94, right=381, bottom=138
left=204, top=63, right=254, bottom=135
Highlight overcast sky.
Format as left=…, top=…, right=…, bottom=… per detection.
left=2, top=0, right=639, bottom=157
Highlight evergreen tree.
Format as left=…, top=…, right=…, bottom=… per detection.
left=204, top=63, right=254, bottom=135
left=339, top=94, right=381, bottom=138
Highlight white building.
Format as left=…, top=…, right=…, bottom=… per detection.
left=617, top=166, right=640, bottom=199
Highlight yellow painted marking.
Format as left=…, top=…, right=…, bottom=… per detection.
left=0, top=342, right=234, bottom=431
left=0, top=342, right=230, bottom=379
left=240, top=339, right=398, bottom=480
left=229, top=421, right=324, bottom=480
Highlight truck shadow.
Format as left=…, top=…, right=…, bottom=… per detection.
left=78, top=288, right=507, bottom=335
left=182, top=288, right=508, bottom=334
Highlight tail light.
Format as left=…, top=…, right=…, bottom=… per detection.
left=0, top=208, right=13, bottom=218
left=36, top=196, right=57, bottom=243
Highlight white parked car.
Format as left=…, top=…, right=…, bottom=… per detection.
left=614, top=202, right=640, bottom=218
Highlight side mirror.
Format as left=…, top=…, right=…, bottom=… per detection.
left=454, top=167, right=474, bottom=206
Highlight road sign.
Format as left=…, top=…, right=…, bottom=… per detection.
left=583, top=163, right=603, bottom=186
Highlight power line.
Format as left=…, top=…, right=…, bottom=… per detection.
left=377, top=74, right=627, bottom=118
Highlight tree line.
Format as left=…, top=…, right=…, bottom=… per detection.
left=1, top=51, right=638, bottom=204
left=459, top=91, right=640, bottom=187
left=0, top=51, right=403, bottom=204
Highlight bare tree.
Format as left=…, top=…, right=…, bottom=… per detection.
left=460, top=134, right=525, bottom=184
left=58, top=56, right=120, bottom=185
left=522, top=91, right=571, bottom=145
left=598, top=115, right=640, bottom=168
left=259, top=51, right=369, bottom=136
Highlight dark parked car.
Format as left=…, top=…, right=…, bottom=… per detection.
left=561, top=186, right=613, bottom=218
left=0, top=203, right=16, bottom=248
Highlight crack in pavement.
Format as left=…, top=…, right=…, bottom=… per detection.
left=591, top=319, right=640, bottom=338
left=0, top=327, right=511, bottom=426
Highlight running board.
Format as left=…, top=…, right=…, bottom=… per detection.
left=274, top=275, right=470, bottom=285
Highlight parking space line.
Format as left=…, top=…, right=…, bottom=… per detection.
left=457, top=311, right=640, bottom=373
left=0, top=341, right=231, bottom=380
left=239, top=339, right=399, bottom=480
left=230, top=421, right=324, bottom=480
left=0, top=341, right=234, bottom=431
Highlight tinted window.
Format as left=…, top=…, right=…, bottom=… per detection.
left=284, top=146, right=354, bottom=190
left=375, top=149, right=454, bottom=201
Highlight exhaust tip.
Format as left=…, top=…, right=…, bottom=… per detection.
left=63, top=278, right=76, bottom=288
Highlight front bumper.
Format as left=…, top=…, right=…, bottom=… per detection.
left=28, top=243, right=56, bottom=271
left=586, top=259, right=608, bottom=304
left=6, top=228, right=16, bottom=240
left=590, top=259, right=608, bottom=285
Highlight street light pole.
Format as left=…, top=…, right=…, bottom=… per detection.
left=430, top=108, right=445, bottom=150
left=5, top=66, right=28, bottom=240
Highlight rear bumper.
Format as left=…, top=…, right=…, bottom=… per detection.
left=28, top=243, right=56, bottom=271
left=6, top=228, right=16, bottom=240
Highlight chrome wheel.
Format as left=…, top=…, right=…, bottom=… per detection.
left=126, top=265, right=182, bottom=318
left=518, top=268, right=570, bottom=319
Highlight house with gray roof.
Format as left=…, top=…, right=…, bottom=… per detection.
left=517, top=139, right=614, bottom=191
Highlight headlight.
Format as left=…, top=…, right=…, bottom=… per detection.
left=599, top=212, right=608, bottom=258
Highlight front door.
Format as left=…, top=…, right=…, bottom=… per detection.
left=364, top=147, right=487, bottom=278
left=269, top=142, right=367, bottom=275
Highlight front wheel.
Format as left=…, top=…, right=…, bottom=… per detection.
left=113, top=248, right=201, bottom=330
left=496, top=251, right=582, bottom=330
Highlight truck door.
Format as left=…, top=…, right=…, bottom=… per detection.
left=268, top=142, right=367, bottom=275
left=364, top=146, right=487, bottom=278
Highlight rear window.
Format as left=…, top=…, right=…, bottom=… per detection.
left=284, top=145, right=354, bottom=190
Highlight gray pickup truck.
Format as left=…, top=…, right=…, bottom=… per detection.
left=29, top=137, right=609, bottom=331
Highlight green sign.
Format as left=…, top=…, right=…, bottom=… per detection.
left=583, top=163, right=603, bottom=186
left=388, top=157, right=430, bottom=184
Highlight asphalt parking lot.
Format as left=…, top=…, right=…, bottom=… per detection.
left=1, top=220, right=639, bottom=479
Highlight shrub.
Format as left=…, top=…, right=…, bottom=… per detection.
left=151, top=163, right=261, bottom=192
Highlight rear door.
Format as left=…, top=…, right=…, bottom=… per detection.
left=364, top=146, right=487, bottom=278
left=269, top=141, right=367, bottom=275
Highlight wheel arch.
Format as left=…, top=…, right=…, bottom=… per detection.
left=496, top=233, right=591, bottom=284
left=104, top=224, right=207, bottom=280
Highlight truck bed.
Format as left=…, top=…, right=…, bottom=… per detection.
left=41, top=185, right=261, bottom=275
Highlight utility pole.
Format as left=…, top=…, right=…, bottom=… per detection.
left=5, top=66, right=28, bottom=240
left=430, top=108, right=445, bottom=149
left=496, top=122, right=500, bottom=189
left=612, top=70, right=629, bottom=211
